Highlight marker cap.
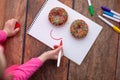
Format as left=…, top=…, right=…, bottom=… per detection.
left=89, top=5, right=94, bottom=16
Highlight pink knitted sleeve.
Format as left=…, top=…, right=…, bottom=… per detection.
left=12, top=58, right=43, bottom=80
left=0, top=30, right=7, bottom=44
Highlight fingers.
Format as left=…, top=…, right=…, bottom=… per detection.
left=13, top=28, right=20, bottom=35
left=5, top=18, right=20, bottom=37
left=54, top=46, right=62, bottom=52
left=53, top=45, right=59, bottom=49
left=11, top=19, right=18, bottom=29
left=11, top=19, right=20, bottom=35
left=54, top=46, right=64, bottom=57
left=9, top=18, right=20, bottom=30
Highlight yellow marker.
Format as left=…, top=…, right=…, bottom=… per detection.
left=112, top=26, right=120, bottom=33
left=98, top=15, right=120, bottom=33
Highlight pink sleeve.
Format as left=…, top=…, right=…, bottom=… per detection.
left=12, top=58, right=43, bottom=80
left=0, top=30, right=7, bottom=44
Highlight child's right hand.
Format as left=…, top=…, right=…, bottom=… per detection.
left=3, top=19, right=20, bottom=37
left=38, top=46, right=63, bottom=63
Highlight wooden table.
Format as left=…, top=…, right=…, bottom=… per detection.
left=0, top=0, right=120, bottom=80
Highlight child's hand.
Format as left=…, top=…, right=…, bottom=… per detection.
left=38, top=46, right=63, bottom=63
left=3, top=19, right=20, bottom=37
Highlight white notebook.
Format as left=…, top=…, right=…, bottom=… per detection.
left=27, top=0, right=102, bottom=65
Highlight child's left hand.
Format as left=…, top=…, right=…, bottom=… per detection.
left=3, top=19, right=20, bottom=37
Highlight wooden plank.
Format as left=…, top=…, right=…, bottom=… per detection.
left=0, top=0, right=5, bottom=29
left=68, top=0, right=118, bottom=80
left=0, top=0, right=27, bottom=66
left=24, top=0, right=72, bottom=80
left=115, top=0, right=120, bottom=79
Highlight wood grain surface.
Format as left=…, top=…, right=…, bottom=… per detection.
left=115, top=0, right=120, bottom=80
left=0, top=0, right=27, bottom=66
left=1, top=0, right=120, bottom=80
left=68, top=0, right=119, bottom=80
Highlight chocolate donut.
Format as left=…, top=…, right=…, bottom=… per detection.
left=70, top=19, right=88, bottom=39
left=48, top=7, right=68, bottom=26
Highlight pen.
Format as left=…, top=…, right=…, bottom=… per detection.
left=57, top=40, right=62, bottom=67
left=101, top=6, right=120, bottom=17
left=103, top=11, right=120, bottom=20
left=103, top=14, right=120, bottom=23
left=87, top=0, right=94, bottom=16
left=98, top=15, right=120, bottom=33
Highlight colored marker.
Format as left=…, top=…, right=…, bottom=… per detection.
left=57, top=40, right=62, bottom=67
left=103, top=14, right=120, bottom=22
left=87, top=0, right=94, bottom=16
left=103, top=11, right=120, bottom=20
left=98, top=15, right=120, bottom=33
left=101, top=6, right=120, bottom=17
left=15, top=22, right=20, bottom=29
left=57, top=49, right=62, bottom=67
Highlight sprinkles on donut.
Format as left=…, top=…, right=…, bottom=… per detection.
left=70, top=19, right=88, bottom=39
left=48, top=7, right=68, bottom=26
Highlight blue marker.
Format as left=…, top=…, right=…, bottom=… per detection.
left=103, top=13, right=120, bottom=22
left=101, top=6, right=120, bottom=17
left=103, top=11, right=120, bottom=20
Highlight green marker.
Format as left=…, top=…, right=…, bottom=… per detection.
left=87, top=0, right=94, bottom=16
